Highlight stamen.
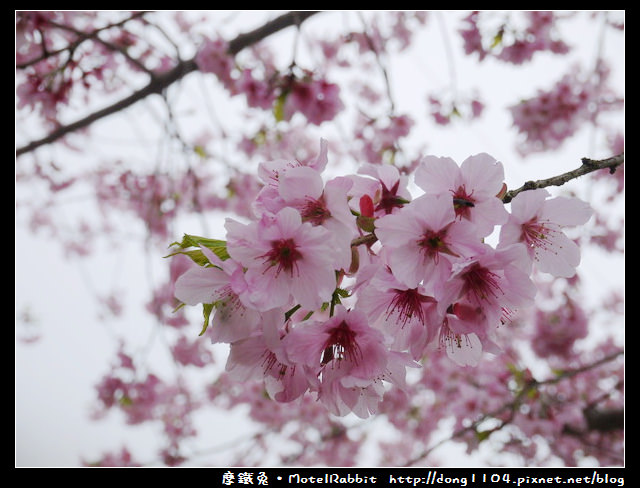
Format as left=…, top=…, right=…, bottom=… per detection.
left=417, top=225, right=459, bottom=261
left=321, top=320, right=362, bottom=366
left=521, top=218, right=562, bottom=262
left=451, top=185, right=476, bottom=219
left=300, top=196, right=331, bottom=225
left=259, top=238, right=302, bottom=277
left=461, top=262, right=503, bottom=302
left=386, top=288, right=428, bottom=327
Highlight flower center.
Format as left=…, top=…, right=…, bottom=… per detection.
left=460, top=262, right=503, bottom=302
left=321, top=320, right=362, bottom=366
left=386, top=288, right=432, bottom=327
left=521, top=219, right=559, bottom=256
left=300, top=196, right=331, bottom=226
left=261, top=238, right=302, bottom=276
left=376, top=180, right=406, bottom=215
left=452, top=185, right=475, bottom=219
left=417, top=225, right=459, bottom=261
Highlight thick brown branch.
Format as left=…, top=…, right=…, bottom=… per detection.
left=584, top=407, right=624, bottom=432
left=16, top=11, right=321, bottom=158
left=502, top=153, right=624, bottom=203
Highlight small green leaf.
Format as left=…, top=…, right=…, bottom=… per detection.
left=119, top=395, right=133, bottom=407
left=475, top=429, right=491, bottom=443
left=166, top=248, right=209, bottom=267
left=490, top=28, right=504, bottom=49
left=335, top=287, right=351, bottom=298
left=356, top=215, right=376, bottom=233
left=194, top=145, right=207, bottom=158
left=200, top=303, right=214, bottom=336
left=273, top=91, right=288, bottom=122
left=167, top=234, right=230, bottom=262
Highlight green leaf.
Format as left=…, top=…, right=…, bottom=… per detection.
left=119, top=395, right=133, bottom=407
left=335, top=287, right=351, bottom=298
left=194, top=145, right=207, bottom=158
left=167, top=234, right=230, bottom=262
left=200, top=303, right=214, bottom=336
left=490, top=28, right=504, bottom=49
left=273, top=91, right=288, bottom=122
left=166, top=248, right=209, bottom=267
left=475, top=429, right=491, bottom=443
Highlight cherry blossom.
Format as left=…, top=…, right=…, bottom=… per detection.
left=174, top=245, right=262, bottom=343
left=498, top=188, right=593, bottom=277
left=225, top=312, right=311, bottom=403
left=15, top=10, right=623, bottom=468
left=437, top=243, right=536, bottom=327
left=283, top=77, right=344, bottom=125
left=374, top=193, right=485, bottom=292
left=531, top=295, right=589, bottom=359
left=225, top=206, right=338, bottom=311
left=283, top=305, right=412, bottom=418
left=414, top=152, right=509, bottom=237
left=356, top=264, right=441, bottom=360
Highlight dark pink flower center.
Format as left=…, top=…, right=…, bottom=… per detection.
left=376, top=180, right=406, bottom=215
left=387, top=288, right=432, bottom=327
left=452, top=185, right=475, bottom=219
left=300, top=196, right=331, bottom=226
left=261, top=238, right=302, bottom=276
left=417, top=225, right=459, bottom=261
left=322, top=320, right=362, bottom=366
left=460, top=262, right=503, bottom=302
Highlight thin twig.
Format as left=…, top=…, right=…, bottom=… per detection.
left=502, top=153, right=624, bottom=203
left=403, top=349, right=624, bottom=466
left=16, top=11, right=321, bottom=158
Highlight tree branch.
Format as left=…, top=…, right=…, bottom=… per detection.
left=502, top=153, right=624, bottom=203
left=16, top=11, right=321, bottom=158
left=403, top=349, right=624, bottom=466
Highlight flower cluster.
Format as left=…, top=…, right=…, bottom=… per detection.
left=196, top=36, right=343, bottom=125
left=171, top=140, right=593, bottom=418
left=459, top=11, right=570, bottom=64
left=509, top=62, right=624, bottom=155
left=16, top=11, right=173, bottom=126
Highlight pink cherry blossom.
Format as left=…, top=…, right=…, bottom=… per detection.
left=171, top=335, right=214, bottom=367
left=438, top=300, right=501, bottom=367
left=225, top=310, right=312, bottom=403
left=225, top=207, right=337, bottom=311
left=437, top=244, right=536, bottom=328
left=236, top=68, right=276, bottom=109
left=283, top=77, right=344, bottom=125
left=283, top=305, right=407, bottom=417
left=531, top=295, right=589, bottom=359
left=374, top=193, right=485, bottom=291
left=353, top=162, right=412, bottom=216
left=195, top=36, right=235, bottom=89
left=356, top=263, right=441, bottom=360
left=508, top=62, right=622, bottom=155
left=268, top=166, right=357, bottom=271
left=253, top=139, right=330, bottom=217
left=439, top=319, right=484, bottom=367
left=498, top=188, right=593, bottom=277
left=173, top=245, right=262, bottom=343
left=414, top=152, right=509, bottom=237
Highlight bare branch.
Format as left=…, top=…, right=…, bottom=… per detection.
left=15, top=11, right=150, bottom=69
left=502, top=153, right=624, bottom=203
left=403, top=349, right=623, bottom=466
left=16, top=11, right=321, bottom=158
